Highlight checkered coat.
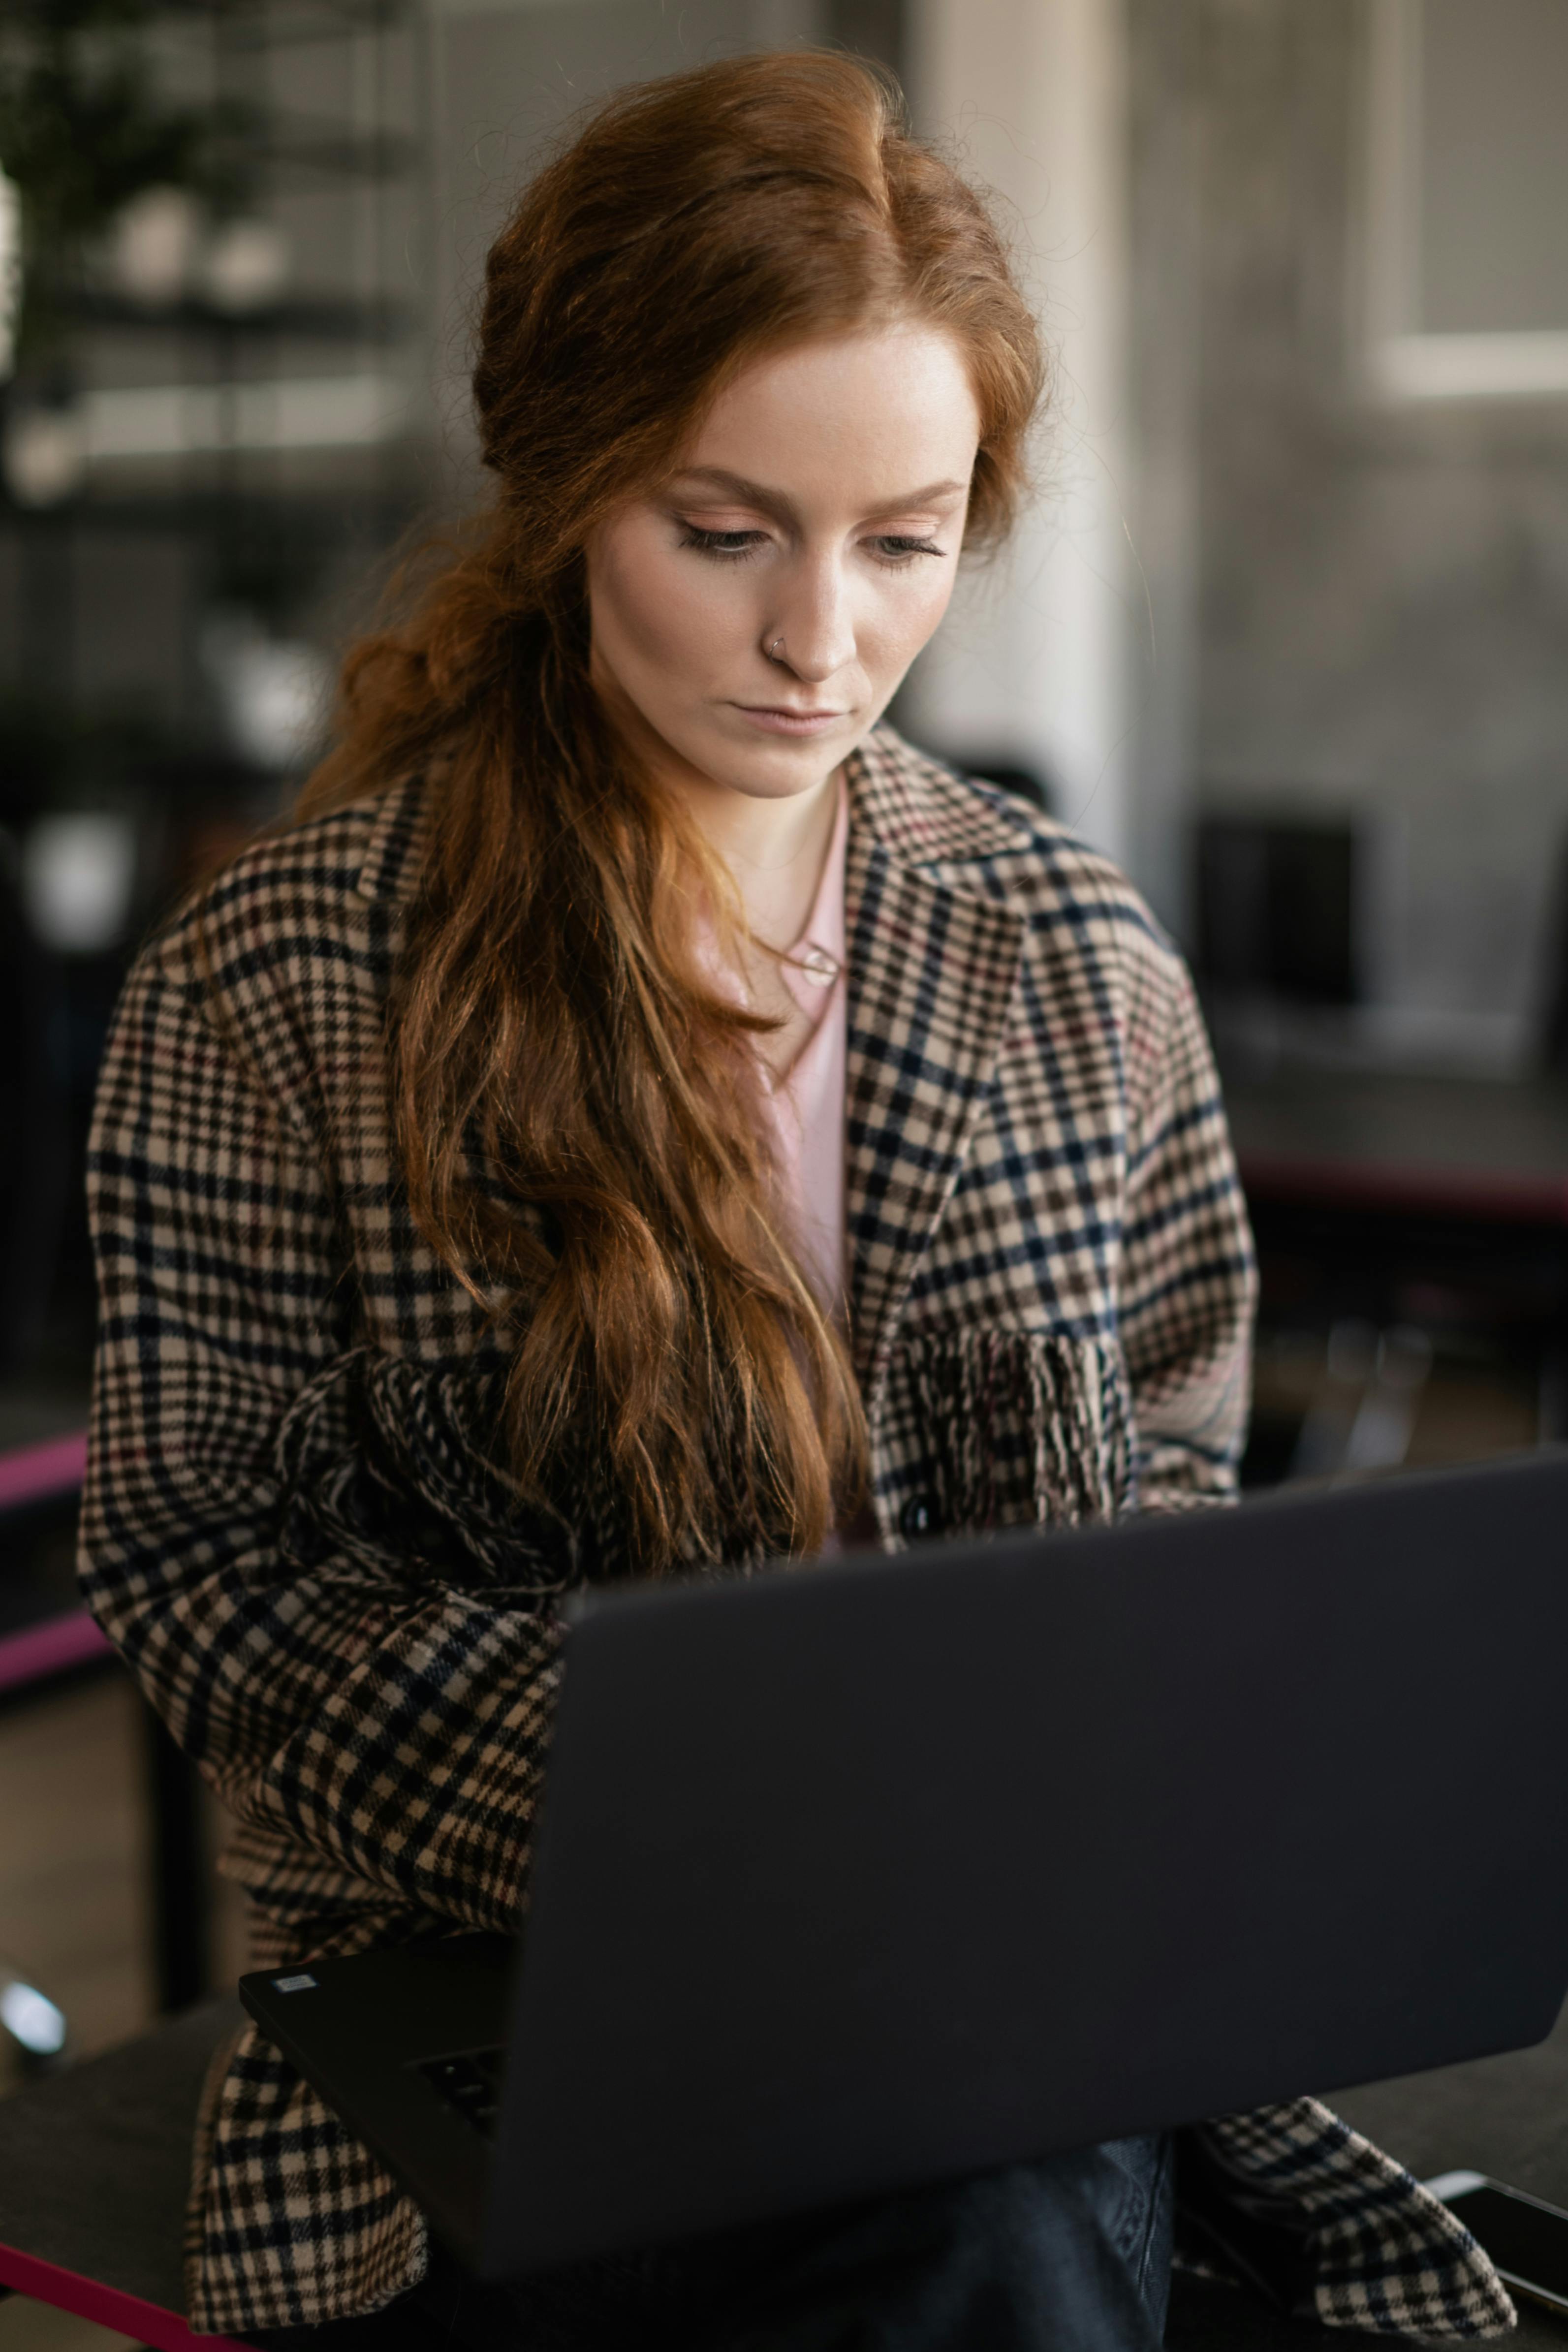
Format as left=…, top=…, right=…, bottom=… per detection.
left=80, top=728, right=1513, bottom=2338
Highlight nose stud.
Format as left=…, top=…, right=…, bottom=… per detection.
left=794, top=945, right=840, bottom=988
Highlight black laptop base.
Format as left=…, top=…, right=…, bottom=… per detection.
left=245, top=1935, right=511, bottom=2270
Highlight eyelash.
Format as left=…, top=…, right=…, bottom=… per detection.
left=676, top=524, right=945, bottom=569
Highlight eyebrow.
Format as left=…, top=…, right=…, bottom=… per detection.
left=664, top=466, right=970, bottom=525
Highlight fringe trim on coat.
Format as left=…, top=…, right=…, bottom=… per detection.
left=890, top=1328, right=1136, bottom=1535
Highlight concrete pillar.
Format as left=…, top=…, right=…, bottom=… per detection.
left=903, top=0, right=1135, bottom=874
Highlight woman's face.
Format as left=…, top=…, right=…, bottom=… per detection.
left=586, top=321, right=982, bottom=805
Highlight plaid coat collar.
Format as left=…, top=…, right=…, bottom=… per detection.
left=839, top=734, right=1027, bottom=1391
left=351, top=728, right=1032, bottom=1395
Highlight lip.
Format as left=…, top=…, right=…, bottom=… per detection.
left=730, top=703, right=847, bottom=737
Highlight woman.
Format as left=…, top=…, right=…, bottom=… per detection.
left=80, top=51, right=1510, bottom=2351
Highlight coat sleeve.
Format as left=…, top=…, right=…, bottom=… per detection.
left=79, top=928, right=563, bottom=1934
left=1117, top=948, right=1256, bottom=1512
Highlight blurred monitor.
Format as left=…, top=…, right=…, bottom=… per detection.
left=1194, top=814, right=1359, bottom=1005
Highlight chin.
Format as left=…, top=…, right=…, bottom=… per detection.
left=688, top=722, right=864, bottom=801
left=717, top=760, right=838, bottom=802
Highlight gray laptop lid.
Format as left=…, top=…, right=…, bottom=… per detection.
left=481, top=1450, right=1568, bottom=2277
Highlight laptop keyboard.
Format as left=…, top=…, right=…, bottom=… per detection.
left=418, top=2046, right=506, bottom=2140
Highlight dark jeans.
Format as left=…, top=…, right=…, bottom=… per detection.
left=387, top=2134, right=1176, bottom=2350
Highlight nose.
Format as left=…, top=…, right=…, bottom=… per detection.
left=770, top=552, right=857, bottom=684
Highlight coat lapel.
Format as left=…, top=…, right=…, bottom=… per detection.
left=843, top=736, right=1027, bottom=1396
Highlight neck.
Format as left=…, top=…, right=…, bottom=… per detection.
left=601, top=677, right=844, bottom=945
left=673, top=758, right=840, bottom=876
left=677, top=761, right=842, bottom=950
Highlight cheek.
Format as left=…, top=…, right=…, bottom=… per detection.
left=593, top=531, right=752, bottom=682
left=869, top=567, right=961, bottom=673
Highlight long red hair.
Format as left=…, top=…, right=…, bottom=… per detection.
left=297, top=51, right=1044, bottom=1572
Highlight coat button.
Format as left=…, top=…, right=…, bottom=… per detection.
left=899, top=1495, right=933, bottom=1539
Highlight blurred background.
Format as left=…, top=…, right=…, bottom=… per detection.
left=1, top=2, right=1565, bottom=2325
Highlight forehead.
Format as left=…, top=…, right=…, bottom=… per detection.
left=677, top=324, right=981, bottom=508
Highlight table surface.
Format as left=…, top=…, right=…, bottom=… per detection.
left=1223, top=1069, right=1568, bottom=1223
left=0, top=1999, right=249, bottom=2351
left=4, top=1999, right=1568, bottom=2348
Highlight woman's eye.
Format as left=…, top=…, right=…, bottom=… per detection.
left=678, top=524, right=765, bottom=560
left=871, top=535, right=945, bottom=566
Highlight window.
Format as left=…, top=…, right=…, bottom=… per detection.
left=1363, top=0, right=1568, bottom=399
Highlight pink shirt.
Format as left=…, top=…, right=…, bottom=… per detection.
left=761, top=776, right=849, bottom=1318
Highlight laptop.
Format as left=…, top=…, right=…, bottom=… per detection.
left=242, top=1448, right=1568, bottom=2283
